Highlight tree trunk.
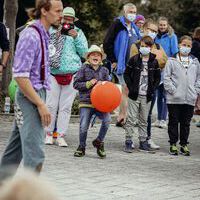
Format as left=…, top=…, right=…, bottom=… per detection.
left=2, top=0, right=18, bottom=94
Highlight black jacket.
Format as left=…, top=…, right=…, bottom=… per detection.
left=124, top=53, right=160, bottom=102
left=191, top=39, right=200, bottom=62
left=103, top=19, right=126, bottom=63
left=0, top=22, right=9, bottom=52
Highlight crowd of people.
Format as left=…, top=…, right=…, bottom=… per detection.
left=0, top=0, right=200, bottom=185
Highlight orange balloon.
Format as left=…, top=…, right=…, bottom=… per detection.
left=91, top=81, right=122, bottom=112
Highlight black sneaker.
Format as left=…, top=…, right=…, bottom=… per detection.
left=92, top=138, right=106, bottom=158
left=180, top=145, right=190, bottom=156
left=139, top=141, right=155, bottom=153
left=124, top=140, right=134, bottom=153
left=74, top=146, right=85, bottom=157
left=169, top=144, right=178, bottom=155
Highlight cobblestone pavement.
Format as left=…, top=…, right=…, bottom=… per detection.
left=0, top=116, right=200, bottom=200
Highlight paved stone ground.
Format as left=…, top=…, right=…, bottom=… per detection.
left=0, top=116, right=200, bottom=200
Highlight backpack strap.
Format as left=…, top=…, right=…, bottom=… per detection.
left=29, top=25, right=45, bottom=83
left=135, top=42, right=140, bottom=50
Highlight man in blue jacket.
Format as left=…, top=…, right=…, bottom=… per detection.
left=103, top=3, right=141, bottom=127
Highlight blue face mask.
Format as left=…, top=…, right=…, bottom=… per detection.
left=139, top=47, right=151, bottom=56
left=179, top=46, right=191, bottom=55
left=148, top=32, right=157, bottom=40
left=126, top=13, right=136, bottom=22
left=140, top=31, right=144, bottom=37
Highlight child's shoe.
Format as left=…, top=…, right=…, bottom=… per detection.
left=74, top=146, right=85, bottom=157
left=169, top=144, right=178, bottom=155
left=139, top=140, right=155, bottom=153
left=92, top=138, right=106, bottom=158
left=124, top=140, right=134, bottom=153
left=148, top=139, right=160, bottom=150
left=180, top=145, right=190, bottom=156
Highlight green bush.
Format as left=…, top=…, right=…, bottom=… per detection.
left=71, top=95, right=80, bottom=115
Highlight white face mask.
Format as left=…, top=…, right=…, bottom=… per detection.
left=126, top=13, right=136, bottom=22
left=148, top=31, right=157, bottom=40
left=179, top=46, right=191, bottom=55
left=139, top=47, right=151, bottom=56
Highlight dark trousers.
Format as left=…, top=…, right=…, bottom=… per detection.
left=167, top=104, right=194, bottom=145
left=157, top=84, right=168, bottom=121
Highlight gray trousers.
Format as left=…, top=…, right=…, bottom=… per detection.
left=124, top=96, right=150, bottom=142
left=0, top=89, right=46, bottom=180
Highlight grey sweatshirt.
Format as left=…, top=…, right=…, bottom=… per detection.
left=164, top=55, right=200, bottom=106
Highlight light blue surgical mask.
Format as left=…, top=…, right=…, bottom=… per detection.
left=139, top=47, right=151, bottom=56
left=179, top=46, right=191, bottom=55
left=140, top=31, right=144, bottom=37
left=148, top=32, right=157, bottom=40
left=126, top=13, right=136, bottom=22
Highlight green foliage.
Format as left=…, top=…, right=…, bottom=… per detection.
left=62, top=0, right=119, bottom=44
left=18, top=0, right=200, bottom=43
left=138, top=0, right=200, bottom=37
left=71, top=95, right=80, bottom=115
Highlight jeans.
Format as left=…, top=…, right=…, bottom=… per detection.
left=157, top=84, right=167, bottom=121
left=79, top=107, right=111, bottom=148
left=0, top=89, right=46, bottom=181
left=167, top=104, right=194, bottom=145
left=147, top=92, right=157, bottom=139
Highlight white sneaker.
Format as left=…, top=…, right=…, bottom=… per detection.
left=159, top=120, right=167, bottom=129
left=151, top=120, right=161, bottom=127
left=45, top=134, right=53, bottom=145
left=56, top=137, right=68, bottom=147
left=148, top=139, right=160, bottom=150
left=131, top=141, right=135, bottom=149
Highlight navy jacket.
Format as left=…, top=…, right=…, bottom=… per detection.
left=191, top=39, right=200, bottom=62
left=124, top=53, right=161, bottom=102
left=73, top=63, right=110, bottom=104
left=0, top=22, right=9, bottom=52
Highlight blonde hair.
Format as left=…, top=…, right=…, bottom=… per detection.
left=193, top=27, right=200, bottom=39
left=142, top=18, right=158, bottom=33
left=0, top=171, right=59, bottom=200
left=179, top=35, right=192, bottom=44
left=158, top=16, right=174, bottom=36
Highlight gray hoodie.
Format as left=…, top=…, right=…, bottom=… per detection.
left=164, top=55, right=200, bottom=106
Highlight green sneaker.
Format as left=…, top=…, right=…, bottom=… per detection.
left=180, top=145, right=190, bottom=156
left=74, top=146, right=85, bottom=157
left=92, top=139, right=106, bottom=158
left=169, top=144, right=178, bottom=155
